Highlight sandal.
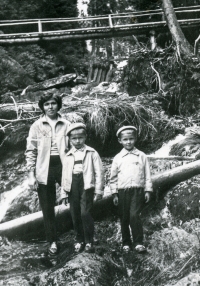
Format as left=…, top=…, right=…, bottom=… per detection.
left=74, top=242, right=85, bottom=253
left=123, top=245, right=130, bottom=253
left=48, top=241, right=58, bottom=255
left=135, top=244, right=146, bottom=253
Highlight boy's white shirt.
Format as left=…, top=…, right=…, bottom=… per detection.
left=110, top=147, right=153, bottom=194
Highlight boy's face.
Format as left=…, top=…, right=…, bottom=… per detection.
left=69, top=128, right=86, bottom=149
left=118, top=130, right=137, bottom=151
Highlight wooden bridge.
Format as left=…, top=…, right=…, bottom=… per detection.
left=0, top=5, right=200, bottom=44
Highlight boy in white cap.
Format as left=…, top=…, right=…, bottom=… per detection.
left=61, top=123, right=104, bottom=253
left=110, top=125, right=153, bottom=253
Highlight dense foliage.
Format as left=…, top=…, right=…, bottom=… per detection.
left=122, top=45, right=200, bottom=116
left=0, top=0, right=88, bottom=95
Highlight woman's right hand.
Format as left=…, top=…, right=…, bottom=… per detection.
left=28, top=172, right=38, bottom=191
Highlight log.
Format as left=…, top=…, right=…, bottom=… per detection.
left=0, top=195, right=114, bottom=240
left=147, top=155, right=194, bottom=161
left=1, top=159, right=200, bottom=240
left=0, top=103, right=39, bottom=120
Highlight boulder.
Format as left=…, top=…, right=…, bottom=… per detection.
left=149, top=227, right=199, bottom=266
left=166, top=176, right=200, bottom=222
left=170, top=273, right=200, bottom=286
left=33, top=253, right=110, bottom=286
left=22, top=73, right=77, bottom=96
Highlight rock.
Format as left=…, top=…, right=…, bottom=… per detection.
left=1, top=92, right=16, bottom=104
left=149, top=227, right=199, bottom=264
left=89, top=82, right=121, bottom=96
left=22, top=73, right=77, bottom=95
left=59, top=86, right=72, bottom=95
left=0, top=47, right=34, bottom=93
left=182, top=218, right=200, bottom=236
left=167, top=176, right=200, bottom=222
left=33, top=253, right=110, bottom=286
left=24, top=88, right=61, bottom=102
left=1, top=182, right=63, bottom=223
left=171, top=273, right=200, bottom=286
left=74, top=75, right=87, bottom=84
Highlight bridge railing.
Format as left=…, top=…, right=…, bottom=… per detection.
left=0, top=6, right=199, bottom=38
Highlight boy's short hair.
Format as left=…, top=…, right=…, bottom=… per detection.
left=116, top=126, right=137, bottom=138
left=38, top=93, right=62, bottom=112
left=67, top=123, right=86, bottom=136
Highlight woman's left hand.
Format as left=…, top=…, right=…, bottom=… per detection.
left=95, top=194, right=103, bottom=201
left=145, top=192, right=151, bottom=203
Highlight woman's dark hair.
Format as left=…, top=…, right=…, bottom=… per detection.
left=38, top=94, right=62, bottom=112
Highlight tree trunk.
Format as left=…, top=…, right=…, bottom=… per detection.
left=1, top=159, right=200, bottom=240
left=162, top=0, right=193, bottom=56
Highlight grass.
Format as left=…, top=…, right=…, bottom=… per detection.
left=85, top=97, right=158, bottom=143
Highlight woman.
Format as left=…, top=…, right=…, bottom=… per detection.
left=26, top=93, right=70, bottom=255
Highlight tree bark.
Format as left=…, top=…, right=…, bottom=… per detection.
left=1, top=159, right=200, bottom=240
left=162, top=0, right=193, bottom=56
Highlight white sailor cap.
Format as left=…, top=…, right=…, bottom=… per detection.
left=116, top=125, right=137, bottom=137
left=67, top=123, right=86, bottom=136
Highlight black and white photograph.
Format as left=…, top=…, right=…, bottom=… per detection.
left=0, top=0, right=200, bottom=285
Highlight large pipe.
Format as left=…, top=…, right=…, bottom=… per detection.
left=0, top=160, right=199, bottom=240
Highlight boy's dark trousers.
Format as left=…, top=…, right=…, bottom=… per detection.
left=37, top=156, right=62, bottom=243
left=118, top=187, right=145, bottom=247
left=69, top=173, right=94, bottom=244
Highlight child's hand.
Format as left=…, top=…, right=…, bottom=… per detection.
left=62, top=198, right=69, bottom=206
left=113, top=194, right=118, bottom=206
left=95, top=194, right=103, bottom=201
left=145, top=192, right=151, bottom=203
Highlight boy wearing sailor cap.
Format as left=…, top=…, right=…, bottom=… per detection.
left=61, top=123, right=104, bottom=253
left=110, top=125, right=153, bottom=253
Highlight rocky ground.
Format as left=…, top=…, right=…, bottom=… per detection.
left=0, top=147, right=200, bottom=285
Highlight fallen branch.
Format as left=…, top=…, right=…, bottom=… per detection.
left=0, top=116, right=39, bottom=123
left=150, top=62, right=164, bottom=93
left=148, top=155, right=194, bottom=161
left=194, top=34, right=200, bottom=55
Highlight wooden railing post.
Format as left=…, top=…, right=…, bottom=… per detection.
left=38, top=20, right=42, bottom=33
left=108, top=14, right=113, bottom=28
left=149, top=30, right=156, bottom=50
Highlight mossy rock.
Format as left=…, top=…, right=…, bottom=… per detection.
left=167, top=176, right=200, bottom=222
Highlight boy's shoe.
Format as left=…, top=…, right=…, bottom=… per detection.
left=123, top=245, right=131, bottom=253
left=85, top=243, right=95, bottom=253
left=135, top=244, right=146, bottom=253
left=74, top=242, right=85, bottom=253
left=48, top=242, right=58, bottom=256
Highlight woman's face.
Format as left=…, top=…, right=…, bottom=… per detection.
left=43, top=99, right=59, bottom=119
